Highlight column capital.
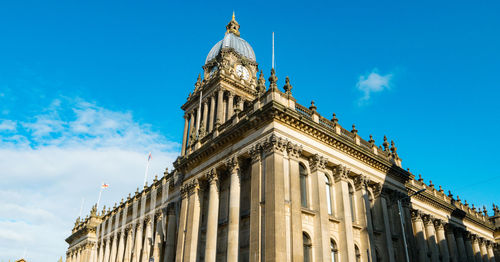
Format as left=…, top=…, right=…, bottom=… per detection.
left=286, top=141, right=302, bottom=159
left=422, top=214, right=435, bottom=225
left=225, top=156, right=240, bottom=173
left=227, top=92, right=234, bottom=98
left=434, top=218, right=445, bottom=230
left=249, top=144, right=262, bottom=163
left=410, top=209, right=423, bottom=222
left=262, top=134, right=287, bottom=155
left=309, top=153, right=327, bottom=172
left=354, top=174, right=369, bottom=190
left=333, top=165, right=349, bottom=182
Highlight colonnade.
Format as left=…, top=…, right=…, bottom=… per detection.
left=411, top=210, right=496, bottom=262
left=181, top=88, right=246, bottom=156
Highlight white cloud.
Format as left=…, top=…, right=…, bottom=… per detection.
left=356, top=69, right=393, bottom=105
left=0, top=98, right=179, bottom=261
left=0, top=120, right=17, bottom=131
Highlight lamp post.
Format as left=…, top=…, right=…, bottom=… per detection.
left=398, top=188, right=426, bottom=262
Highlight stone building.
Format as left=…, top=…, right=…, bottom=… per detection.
left=65, top=15, right=500, bottom=262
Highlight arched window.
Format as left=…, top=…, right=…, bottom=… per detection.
left=300, top=164, right=308, bottom=208
left=325, top=175, right=333, bottom=215
left=355, top=244, right=361, bottom=262
left=303, top=232, right=312, bottom=262
left=349, top=183, right=356, bottom=222
left=330, top=239, right=338, bottom=262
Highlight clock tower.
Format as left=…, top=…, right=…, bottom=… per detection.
left=180, top=13, right=264, bottom=156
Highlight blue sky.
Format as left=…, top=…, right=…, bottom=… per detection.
left=1, top=0, right=499, bottom=260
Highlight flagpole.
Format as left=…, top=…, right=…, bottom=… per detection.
left=96, top=186, right=103, bottom=210
left=143, top=152, right=151, bottom=187
left=78, top=197, right=85, bottom=218
left=272, top=32, right=275, bottom=69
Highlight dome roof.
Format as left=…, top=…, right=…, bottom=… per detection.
left=205, top=33, right=256, bottom=64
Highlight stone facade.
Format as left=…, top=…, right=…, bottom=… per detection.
left=66, top=16, right=499, bottom=262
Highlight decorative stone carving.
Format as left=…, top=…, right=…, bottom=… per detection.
left=333, top=165, right=349, bottom=182
left=268, top=68, right=278, bottom=91
left=411, top=209, right=423, bottom=222
left=256, top=70, right=266, bottom=94
left=249, top=144, right=262, bottom=163
left=283, top=76, right=292, bottom=95
left=354, top=175, right=369, bottom=190
left=225, top=156, right=240, bottom=174
left=286, top=141, right=302, bottom=159
left=262, top=134, right=287, bottom=155
left=308, top=154, right=327, bottom=172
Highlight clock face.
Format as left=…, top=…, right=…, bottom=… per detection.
left=210, top=66, right=218, bottom=77
left=236, top=65, right=250, bottom=80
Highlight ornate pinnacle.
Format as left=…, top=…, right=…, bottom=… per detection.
left=368, top=135, right=375, bottom=146
left=128, top=193, right=131, bottom=200
left=226, top=12, right=240, bottom=37
left=194, top=74, right=201, bottom=92
left=448, top=190, right=453, bottom=198
left=418, top=174, right=423, bottom=182
left=351, top=124, right=357, bottom=135
left=438, top=185, right=444, bottom=193
left=390, top=140, right=397, bottom=154
left=382, top=136, right=389, bottom=151
left=309, top=100, right=317, bottom=111
left=256, top=70, right=266, bottom=94
left=483, top=206, right=488, bottom=216
left=428, top=180, right=434, bottom=188
left=153, top=174, right=158, bottom=183
left=331, top=113, right=338, bottom=124
left=268, top=68, right=278, bottom=90
left=283, top=76, right=293, bottom=95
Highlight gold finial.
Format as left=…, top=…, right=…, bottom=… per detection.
left=226, top=12, right=240, bottom=37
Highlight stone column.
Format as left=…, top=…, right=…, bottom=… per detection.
left=486, top=242, right=495, bottom=262
left=216, top=89, right=224, bottom=127
left=123, top=226, right=133, bottom=262
left=181, top=114, right=188, bottom=156
left=141, top=218, right=153, bottom=261
left=262, top=134, right=287, bottom=262
left=116, top=230, right=125, bottom=262
left=472, top=236, right=482, bottom=262
left=132, top=222, right=143, bottom=262
left=445, top=224, right=458, bottom=262
left=175, top=187, right=189, bottom=262
left=423, top=215, right=440, bottom=262
left=208, top=95, right=215, bottom=132
left=464, top=232, right=476, bottom=262
left=356, top=175, right=376, bottom=262
left=454, top=229, right=467, bottom=262
left=309, top=154, right=328, bottom=261
left=381, top=194, right=395, bottom=262
left=152, top=214, right=163, bottom=262
left=76, top=248, right=81, bottom=262
left=227, top=156, right=241, bottom=261
left=249, top=144, right=262, bottom=262
left=202, top=99, right=208, bottom=132
left=164, top=203, right=177, bottom=262
left=333, top=165, right=356, bottom=262
left=98, top=240, right=104, bottom=262
left=103, top=238, right=111, bottom=262
left=480, top=239, right=489, bottom=262
left=227, top=92, right=234, bottom=119
left=411, top=210, right=429, bottom=262
left=183, top=180, right=202, bottom=262
left=287, top=144, right=303, bottom=262
left=109, top=234, right=118, bottom=262
left=435, top=220, right=450, bottom=262
left=204, top=169, right=220, bottom=262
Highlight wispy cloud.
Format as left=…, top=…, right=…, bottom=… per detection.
left=356, top=69, right=393, bottom=105
left=0, top=97, right=179, bottom=261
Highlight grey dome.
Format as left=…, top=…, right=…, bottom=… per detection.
left=205, top=33, right=256, bottom=64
